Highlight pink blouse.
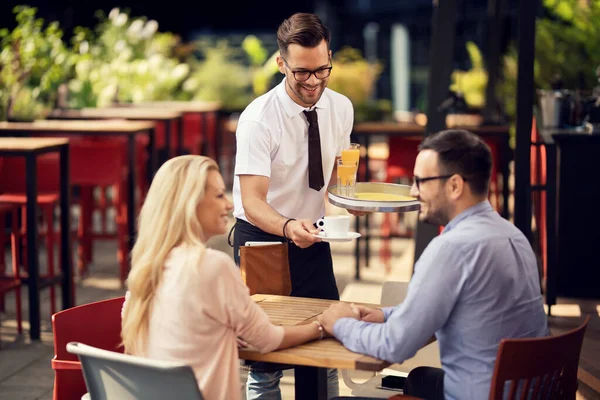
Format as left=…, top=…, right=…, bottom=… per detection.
left=122, top=246, right=284, bottom=400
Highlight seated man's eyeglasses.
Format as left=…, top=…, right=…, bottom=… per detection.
left=413, top=174, right=458, bottom=190
left=281, top=57, right=333, bottom=82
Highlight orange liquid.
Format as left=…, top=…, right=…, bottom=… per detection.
left=341, top=148, right=360, bottom=164
left=337, top=164, right=356, bottom=186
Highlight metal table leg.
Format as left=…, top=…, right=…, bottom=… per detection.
left=25, top=154, right=41, bottom=340
left=127, top=135, right=137, bottom=253
left=295, top=366, right=327, bottom=400
left=59, top=145, right=74, bottom=309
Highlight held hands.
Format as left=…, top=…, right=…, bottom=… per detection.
left=285, top=219, right=321, bottom=248
left=353, top=305, right=385, bottom=323
left=318, top=303, right=385, bottom=336
left=318, top=302, right=360, bottom=335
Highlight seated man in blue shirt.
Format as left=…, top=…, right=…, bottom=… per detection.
left=319, top=129, right=549, bottom=400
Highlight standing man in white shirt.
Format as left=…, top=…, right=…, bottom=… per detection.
left=231, top=12, right=357, bottom=400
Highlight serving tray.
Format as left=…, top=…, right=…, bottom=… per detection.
left=327, top=182, right=420, bottom=213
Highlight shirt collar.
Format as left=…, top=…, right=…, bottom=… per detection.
left=276, top=77, right=329, bottom=118
left=442, top=200, right=493, bottom=234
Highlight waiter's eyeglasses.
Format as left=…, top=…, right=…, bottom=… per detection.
left=281, top=57, right=333, bottom=82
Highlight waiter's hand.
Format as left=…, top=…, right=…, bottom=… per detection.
left=348, top=209, right=369, bottom=217
left=286, top=219, right=320, bottom=248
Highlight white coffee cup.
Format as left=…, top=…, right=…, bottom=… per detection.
left=316, top=215, right=350, bottom=237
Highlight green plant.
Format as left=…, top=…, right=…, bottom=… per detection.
left=450, top=41, right=488, bottom=110
left=241, top=35, right=280, bottom=98
left=68, top=8, right=190, bottom=107
left=0, top=5, right=74, bottom=120
left=181, top=35, right=280, bottom=111
left=327, top=46, right=390, bottom=122
left=499, top=0, right=600, bottom=122
left=181, top=40, right=253, bottom=111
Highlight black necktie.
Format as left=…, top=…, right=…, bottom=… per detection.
left=303, top=110, right=325, bottom=191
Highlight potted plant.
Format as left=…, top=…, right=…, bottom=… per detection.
left=498, top=0, right=600, bottom=138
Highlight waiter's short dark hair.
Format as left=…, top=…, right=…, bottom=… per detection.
left=277, top=13, right=331, bottom=57
left=419, top=129, right=492, bottom=196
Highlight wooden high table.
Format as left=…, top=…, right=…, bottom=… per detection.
left=0, top=138, right=73, bottom=340
left=239, top=294, right=389, bottom=400
left=351, top=122, right=511, bottom=275
left=48, top=107, right=183, bottom=159
left=0, top=120, right=156, bottom=253
left=122, top=101, right=223, bottom=166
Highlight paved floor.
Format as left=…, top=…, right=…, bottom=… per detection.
left=0, top=205, right=598, bottom=399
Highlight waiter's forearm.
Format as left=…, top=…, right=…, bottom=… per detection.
left=243, top=196, right=290, bottom=237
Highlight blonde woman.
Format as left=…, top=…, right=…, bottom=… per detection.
left=121, top=156, right=325, bottom=400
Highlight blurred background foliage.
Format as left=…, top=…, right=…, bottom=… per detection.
left=449, top=41, right=488, bottom=110
left=68, top=7, right=189, bottom=108
left=0, top=5, right=74, bottom=120
left=328, top=46, right=393, bottom=122
left=6, top=1, right=597, bottom=124
left=498, top=0, right=600, bottom=122
left=0, top=5, right=392, bottom=120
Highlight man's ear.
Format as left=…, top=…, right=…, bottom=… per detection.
left=448, top=175, right=465, bottom=200
left=276, top=55, right=286, bottom=75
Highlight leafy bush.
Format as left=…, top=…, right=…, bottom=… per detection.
left=327, top=46, right=391, bottom=122
left=68, top=8, right=190, bottom=107
left=499, top=0, right=600, bottom=121
left=0, top=5, right=74, bottom=120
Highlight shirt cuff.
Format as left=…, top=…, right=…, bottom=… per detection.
left=382, top=306, right=395, bottom=321
left=333, top=317, right=358, bottom=341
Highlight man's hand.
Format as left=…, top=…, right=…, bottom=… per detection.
left=318, top=302, right=360, bottom=335
left=285, top=219, right=320, bottom=248
left=354, top=305, right=385, bottom=323
left=347, top=209, right=370, bottom=217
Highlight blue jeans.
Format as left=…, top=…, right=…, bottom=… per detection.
left=246, top=368, right=339, bottom=400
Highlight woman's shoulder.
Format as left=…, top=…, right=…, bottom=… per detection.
left=198, top=248, right=238, bottom=277
left=202, top=248, right=235, bottom=266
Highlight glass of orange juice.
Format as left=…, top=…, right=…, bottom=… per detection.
left=341, top=143, right=360, bottom=169
left=337, top=159, right=358, bottom=197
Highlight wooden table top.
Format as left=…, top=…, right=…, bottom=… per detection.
left=0, top=120, right=155, bottom=133
left=124, top=100, right=222, bottom=113
left=49, top=107, right=182, bottom=120
left=0, top=137, right=68, bottom=151
left=238, top=294, right=389, bottom=371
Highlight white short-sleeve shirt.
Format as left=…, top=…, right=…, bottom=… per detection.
left=233, top=77, right=354, bottom=224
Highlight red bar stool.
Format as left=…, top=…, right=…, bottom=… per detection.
left=0, top=203, right=22, bottom=343
left=67, top=137, right=130, bottom=285
left=0, top=154, right=63, bottom=315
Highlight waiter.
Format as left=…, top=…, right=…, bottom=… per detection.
left=231, top=12, right=361, bottom=400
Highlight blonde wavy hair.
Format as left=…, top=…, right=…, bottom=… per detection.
left=121, top=155, right=219, bottom=355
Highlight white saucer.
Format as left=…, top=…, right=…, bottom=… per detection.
left=313, top=232, right=361, bottom=242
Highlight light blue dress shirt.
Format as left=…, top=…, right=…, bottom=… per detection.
left=333, top=201, right=549, bottom=400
